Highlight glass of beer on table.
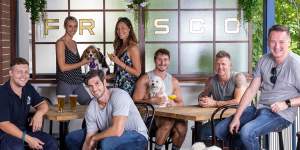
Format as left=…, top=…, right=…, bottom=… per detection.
left=57, top=95, right=65, bottom=113
left=69, top=94, right=78, bottom=112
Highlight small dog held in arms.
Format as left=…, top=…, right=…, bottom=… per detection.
left=81, top=45, right=109, bottom=74
left=191, top=142, right=221, bottom=150
left=149, top=75, right=168, bottom=107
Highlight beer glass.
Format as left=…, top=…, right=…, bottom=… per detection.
left=69, top=94, right=78, bottom=112
left=57, top=95, right=65, bottom=112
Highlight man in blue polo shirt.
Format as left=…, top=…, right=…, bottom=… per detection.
left=0, top=57, right=58, bottom=150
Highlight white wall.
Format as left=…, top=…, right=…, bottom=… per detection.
left=18, top=0, right=30, bottom=60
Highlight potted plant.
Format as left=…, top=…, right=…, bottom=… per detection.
left=24, top=0, right=47, bottom=22
left=125, top=0, right=149, bottom=24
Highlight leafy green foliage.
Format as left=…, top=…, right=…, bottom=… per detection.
left=238, top=0, right=260, bottom=22
left=275, top=0, right=300, bottom=54
left=24, top=0, right=47, bottom=22
left=251, top=0, right=263, bottom=68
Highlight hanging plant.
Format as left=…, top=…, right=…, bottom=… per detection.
left=126, top=0, right=149, bottom=10
left=125, top=0, right=149, bottom=26
left=238, top=0, right=259, bottom=22
left=25, top=0, right=47, bottom=22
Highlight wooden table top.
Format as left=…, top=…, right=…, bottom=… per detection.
left=45, top=104, right=87, bottom=121
left=155, top=105, right=236, bottom=121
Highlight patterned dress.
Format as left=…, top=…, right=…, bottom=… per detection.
left=113, top=50, right=138, bottom=96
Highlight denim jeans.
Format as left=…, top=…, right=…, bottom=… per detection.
left=0, top=131, right=58, bottom=150
left=215, top=106, right=291, bottom=150
left=66, top=129, right=148, bottom=150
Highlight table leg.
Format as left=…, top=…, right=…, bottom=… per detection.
left=192, top=121, right=202, bottom=144
left=59, top=121, right=69, bottom=150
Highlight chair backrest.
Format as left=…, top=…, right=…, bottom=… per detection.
left=135, top=102, right=155, bottom=134
left=210, top=105, right=238, bottom=145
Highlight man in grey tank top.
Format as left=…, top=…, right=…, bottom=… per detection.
left=196, top=51, right=247, bottom=143
left=65, top=70, right=148, bottom=150
left=133, top=48, right=187, bottom=150
left=215, top=25, right=300, bottom=149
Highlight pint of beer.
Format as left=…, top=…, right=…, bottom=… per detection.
left=57, top=95, right=65, bottom=112
left=69, top=94, right=78, bottom=112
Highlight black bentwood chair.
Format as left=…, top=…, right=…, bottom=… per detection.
left=134, top=102, right=158, bottom=150
left=210, top=104, right=238, bottom=148
left=135, top=102, right=172, bottom=150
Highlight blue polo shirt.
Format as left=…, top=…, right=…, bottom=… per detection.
left=0, top=81, right=44, bottom=131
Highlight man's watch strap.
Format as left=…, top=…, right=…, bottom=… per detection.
left=285, top=99, right=291, bottom=107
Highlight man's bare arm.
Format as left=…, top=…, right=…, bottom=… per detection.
left=82, top=132, right=96, bottom=150
left=92, top=116, right=127, bottom=141
left=0, top=121, right=44, bottom=149
left=198, top=77, right=213, bottom=101
left=31, top=100, right=48, bottom=132
left=171, top=78, right=184, bottom=106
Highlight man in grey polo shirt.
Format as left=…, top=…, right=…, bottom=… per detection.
left=215, top=25, right=300, bottom=149
left=65, top=70, right=148, bottom=150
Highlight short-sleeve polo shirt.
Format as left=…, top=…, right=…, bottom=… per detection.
left=0, top=81, right=44, bottom=130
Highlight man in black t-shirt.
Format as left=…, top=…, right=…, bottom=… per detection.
left=0, top=57, right=58, bottom=150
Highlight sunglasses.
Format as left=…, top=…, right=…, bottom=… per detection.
left=270, top=67, right=277, bottom=84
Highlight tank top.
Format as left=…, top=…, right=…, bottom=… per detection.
left=147, top=70, right=173, bottom=96
left=209, top=72, right=237, bottom=101
left=56, top=44, right=84, bottom=84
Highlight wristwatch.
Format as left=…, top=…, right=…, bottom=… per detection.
left=285, top=99, right=291, bottom=107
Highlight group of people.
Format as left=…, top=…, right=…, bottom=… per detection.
left=0, top=14, right=300, bottom=150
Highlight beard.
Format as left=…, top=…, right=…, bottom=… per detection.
left=94, top=88, right=106, bottom=101
left=157, top=65, right=168, bottom=72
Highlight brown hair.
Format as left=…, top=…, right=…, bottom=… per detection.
left=84, top=70, right=105, bottom=85
left=10, top=57, right=29, bottom=67
left=268, top=25, right=290, bottom=38
left=154, top=48, right=170, bottom=61
left=216, top=50, right=231, bottom=60
left=113, top=17, right=137, bottom=54
left=64, top=16, right=78, bottom=29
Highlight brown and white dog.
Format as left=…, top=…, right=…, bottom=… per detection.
left=81, top=45, right=109, bottom=74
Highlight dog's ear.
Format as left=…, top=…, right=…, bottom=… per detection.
left=81, top=49, right=87, bottom=60
left=96, top=48, right=100, bottom=52
left=96, top=49, right=109, bottom=68
left=95, top=50, right=101, bottom=60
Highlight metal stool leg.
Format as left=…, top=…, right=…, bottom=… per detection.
left=296, top=132, right=300, bottom=150
left=49, top=120, right=53, bottom=135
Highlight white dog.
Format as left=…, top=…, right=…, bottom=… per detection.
left=192, top=142, right=221, bottom=150
left=149, top=75, right=168, bottom=107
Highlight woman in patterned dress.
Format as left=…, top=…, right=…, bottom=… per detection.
left=108, top=17, right=141, bottom=96
left=56, top=16, right=91, bottom=105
